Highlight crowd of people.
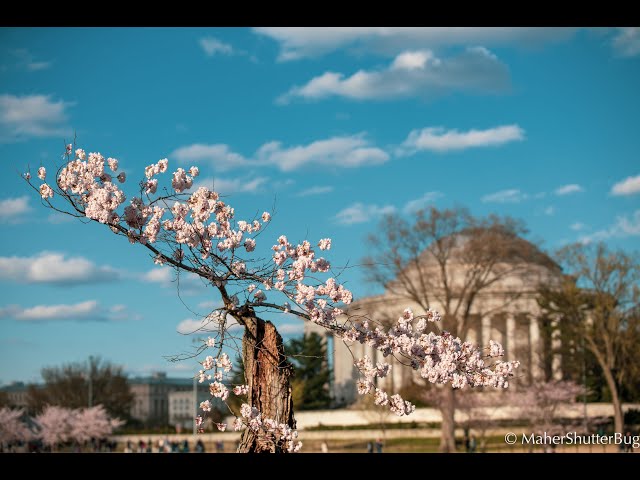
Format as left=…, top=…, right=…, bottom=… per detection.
left=123, top=438, right=224, bottom=453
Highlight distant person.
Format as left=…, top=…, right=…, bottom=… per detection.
left=321, top=442, right=329, bottom=453
left=195, top=439, right=205, bottom=453
left=146, top=439, right=152, bottom=453
left=182, top=440, right=190, bottom=453
left=468, top=435, right=477, bottom=453
left=375, top=438, right=383, bottom=453
left=124, top=441, right=133, bottom=453
left=216, top=440, right=224, bottom=453
left=366, top=441, right=374, bottom=453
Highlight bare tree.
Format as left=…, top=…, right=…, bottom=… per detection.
left=363, top=207, right=556, bottom=451
left=538, top=242, right=640, bottom=435
left=24, top=148, right=520, bottom=452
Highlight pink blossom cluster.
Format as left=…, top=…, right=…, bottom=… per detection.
left=49, top=149, right=127, bottom=224
left=231, top=402, right=302, bottom=453
left=342, top=308, right=519, bottom=415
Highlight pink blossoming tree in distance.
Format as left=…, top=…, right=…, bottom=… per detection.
left=25, top=145, right=520, bottom=453
left=35, top=405, right=123, bottom=451
left=0, top=408, right=33, bottom=448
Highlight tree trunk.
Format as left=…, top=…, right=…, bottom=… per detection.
left=237, top=308, right=295, bottom=453
left=602, top=368, right=624, bottom=434
left=439, top=386, right=457, bottom=452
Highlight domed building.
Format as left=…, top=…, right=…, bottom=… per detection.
left=306, top=232, right=564, bottom=406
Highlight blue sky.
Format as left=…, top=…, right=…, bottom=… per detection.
left=0, top=27, right=639, bottom=385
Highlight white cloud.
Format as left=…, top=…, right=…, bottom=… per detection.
left=176, top=318, right=217, bottom=335
left=399, top=124, right=524, bottom=154
left=27, top=61, right=51, bottom=71
left=278, top=47, right=510, bottom=103
left=611, top=174, right=640, bottom=196
left=543, top=206, right=555, bottom=216
left=570, top=222, right=586, bottom=231
left=176, top=315, right=242, bottom=335
left=555, top=184, right=584, bottom=196
left=142, top=268, right=172, bottom=284
left=142, top=267, right=206, bottom=296
left=334, top=202, right=395, bottom=225
left=196, top=176, right=268, bottom=195
left=0, top=252, right=119, bottom=285
left=580, top=210, right=640, bottom=243
left=171, top=143, right=249, bottom=171
left=277, top=322, right=305, bottom=335
left=403, top=191, right=443, bottom=213
left=295, top=185, right=334, bottom=197
left=199, top=37, right=234, bottom=56
left=16, top=300, right=98, bottom=321
left=0, top=300, right=139, bottom=322
left=0, top=94, right=72, bottom=141
left=0, top=300, right=95, bottom=322
left=9, top=48, right=52, bottom=71
left=173, top=134, right=388, bottom=173
left=481, top=189, right=527, bottom=204
left=0, top=196, right=31, bottom=223
left=253, top=27, right=574, bottom=61
left=197, top=300, right=223, bottom=310
left=611, top=28, right=640, bottom=57
left=257, top=134, right=389, bottom=171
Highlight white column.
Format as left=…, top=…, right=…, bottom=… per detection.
left=551, top=318, right=562, bottom=380
left=481, top=315, right=491, bottom=347
left=506, top=314, right=516, bottom=361
left=529, top=317, right=543, bottom=381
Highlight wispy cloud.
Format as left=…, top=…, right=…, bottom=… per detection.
left=570, top=222, right=586, bottom=231
left=277, top=322, right=305, bottom=335
left=334, top=202, right=395, bottom=225
left=0, top=196, right=32, bottom=223
left=254, top=27, right=574, bottom=61
left=295, top=186, right=334, bottom=197
left=196, top=176, right=268, bottom=195
left=173, top=135, right=388, bottom=173
left=0, top=252, right=119, bottom=286
left=0, top=94, right=72, bottom=141
left=611, top=174, right=640, bottom=196
left=141, top=267, right=206, bottom=296
left=176, top=315, right=242, bottom=335
left=403, top=191, right=443, bottom=213
left=171, top=143, right=249, bottom=171
left=481, top=189, right=527, bottom=204
left=257, top=134, right=389, bottom=171
left=9, top=48, right=52, bottom=71
left=580, top=210, right=640, bottom=243
left=399, top=124, right=524, bottom=155
left=611, top=28, right=640, bottom=57
left=543, top=206, right=555, bottom=216
left=0, top=300, right=137, bottom=322
left=278, top=47, right=510, bottom=103
left=199, top=37, right=235, bottom=56
left=554, top=184, right=584, bottom=196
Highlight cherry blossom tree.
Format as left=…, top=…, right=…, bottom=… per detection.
left=25, top=145, right=520, bottom=453
left=69, top=405, right=124, bottom=445
left=35, top=404, right=123, bottom=451
left=35, top=405, right=73, bottom=450
left=0, top=408, right=33, bottom=449
left=511, top=380, right=585, bottom=436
